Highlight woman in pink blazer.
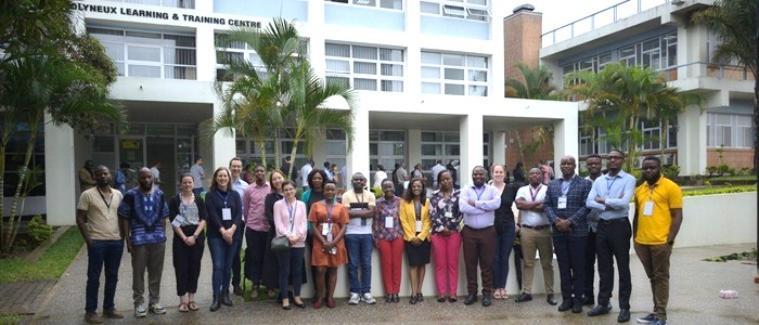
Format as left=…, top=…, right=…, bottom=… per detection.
left=273, top=180, right=308, bottom=309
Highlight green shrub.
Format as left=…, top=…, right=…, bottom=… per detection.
left=706, top=166, right=718, bottom=177
left=27, top=215, right=52, bottom=246
left=662, top=165, right=680, bottom=179
left=371, top=186, right=383, bottom=199
left=717, top=164, right=730, bottom=176
left=683, top=185, right=757, bottom=197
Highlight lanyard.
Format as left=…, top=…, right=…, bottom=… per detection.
left=98, top=189, right=113, bottom=209
left=325, top=202, right=334, bottom=224
left=215, top=190, right=229, bottom=208
left=605, top=177, right=617, bottom=195
left=356, top=192, right=365, bottom=203
left=286, top=200, right=297, bottom=232
left=560, top=179, right=571, bottom=196
left=529, top=185, right=541, bottom=202
left=473, top=186, right=486, bottom=201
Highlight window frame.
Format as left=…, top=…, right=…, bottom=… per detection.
left=421, top=50, right=489, bottom=96
left=325, top=42, right=405, bottom=92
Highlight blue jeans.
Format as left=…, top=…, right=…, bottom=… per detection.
left=493, top=226, right=516, bottom=289
left=208, top=235, right=240, bottom=297
left=276, top=247, right=305, bottom=299
left=86, top=240, right=123, bottom=313
left=345, top=234, right=373, bottom=294
left=554, top=234, right=587, bottom=300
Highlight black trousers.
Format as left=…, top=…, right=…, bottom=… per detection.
left=584, top=228, right=597, bottom=300
left=231, top=229, right=243, bottom=289
left=596, top=218, right=632, bottom=309
left=553, top=234, right=586, bottom=301
left=172, top=230, right=205, bottom=296
left=245, top=228, right=268, bottom=285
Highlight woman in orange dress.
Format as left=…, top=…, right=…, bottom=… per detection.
left=308, top=181, right=348, bottom=309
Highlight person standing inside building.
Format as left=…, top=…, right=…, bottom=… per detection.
left=190, top=157, right=205, bottom=196
left=205, top=167, right=244, bottom=311
left=300, top=159, right=314, bottom=192
left=411, top=163, right=424, bottom=180
left=373, top=165, right=388, bottom=190
left=392, top=162, right=409, bottom=196
left=431, top=160, right=446, bottom=189
left=544, top=156, right=592, bottom=314
left=76, top=165, right=125, bottom=324
left=272, top=181, right=308, bottom=310
left=323, top=161, right=333, bottom=181
left=540, top=161, right=554, bottom=185
left=515, top=168, right=556, bottom=305
left=149, top=162, right=161, bottom=188
left=79, top=160, right=96, bottom=193
left=459, top=166, right=501, bottom=307
left=372, top=179, right=403, bottom=304
left=512, top=162, right=526, bottom=183
left=429, top=170, right=462, bottom=303
left=491, top=164, right=519, bottom=300
left=242, top=165, right=270, bottom=298
left=585, top=150, right=636, bottom=323
left=583, top=154, right=603, bottom=306
left=400, top=177, right=432, bottom=304
left=309, top=181, right=348, bottom=309
left=633, top=157, right=683, bottom=325
left=228, top=157, right=248, bottom=296
left=114, top=163, right=128, bottom=195
left=168, top=174, right=207, bottom=312
left=118, top=168, right=170, bottom=318
left=342, top=172, right=377, bottom=305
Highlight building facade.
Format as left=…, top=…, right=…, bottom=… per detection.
left=539, top=0, right=755, bottom=175
left=36, top=0, right=579, bottom=225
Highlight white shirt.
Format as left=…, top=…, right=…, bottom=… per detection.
left=373, top=170, right=387, bottom=188
left=150, top=167, right=160, bottom=183
left=231, top=177, right=249, bottom=203
left=299, top=163, right=313, bottom=187
left=190, top=164, right=204, bottom=189
left=516, top=184, right=549, bottom=226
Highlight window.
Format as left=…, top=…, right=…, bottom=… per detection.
left=2, top=120, right=45, bottom=196
left=326, top=129, right=348, bottom=170
left=370, top=130, right=406, bottom=172
left=421, top=51, right=488, bottom=96
left=708, top=113, right=754, bottom=148
left=88, top=26, right=196, bottom=80
left=421, top=131, right=459, bottom=172
left=326, top=43, right=404, bottom=92
left=326, top=0, right=403, bottom=10
left=420, top=0, right=489, bottom=22
left=214, top=33, right=268, bottom=81
left=640, top=119, right=661, bottom=150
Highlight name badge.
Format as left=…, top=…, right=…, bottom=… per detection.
left=557, top=196, right=567, bottom=209
left=322, top=223, right=331, bottom=236
left=642, top=201, right=654, bottom=216
left=444, top=211, right=453, bottom=218
left=222, top=208, right=232, bottom=221
left=385, top=216, right=394, bottom=228
left=415, top=220, right=423, bottom=232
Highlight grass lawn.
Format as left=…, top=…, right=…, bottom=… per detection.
left=706, top=175, right=755, bottom=182
left=0, top=227, right=83, bottom=284
left=683, top=184, right=757, bottom=196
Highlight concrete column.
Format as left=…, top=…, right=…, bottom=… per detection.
left=212, top=101, right=236, bottom=169
left=408, top=129, right=422, bottom=169
left=677, top=104, right=709, bottom=175
left=493, top=130, right=507, bottom=165
left=307, top=0, right=326, bottom=80
left=459, top=113, right=483, bottom=187
left=347, top=103, right=370, bottom=181
left=196, top=26, right=216, bottom=82
left=405, top=0, right=421, bottom=96
left=682, top=24, right=709, bottom=79
left=44, top=116, right=77, bottom=226
left=553, top=114, right=579, bottom=175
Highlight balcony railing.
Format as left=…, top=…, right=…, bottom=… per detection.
left=658, top=61, right=755, bottom=82
left=542, top=0, right=671, bottom=48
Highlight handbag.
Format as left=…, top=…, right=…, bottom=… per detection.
left=271, top=200, right=297, bottom=251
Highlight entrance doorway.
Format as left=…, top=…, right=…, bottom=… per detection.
left=146, top=137, right=176, bottom=196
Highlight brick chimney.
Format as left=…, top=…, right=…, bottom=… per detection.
left=503, top=4, right=542, bottom=83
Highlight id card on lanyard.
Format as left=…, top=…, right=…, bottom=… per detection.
left=322, top=204, right=333, bottom=241
left=558, top=181, right=570, bottom=209
left=217, top=191, right=232, bottom=221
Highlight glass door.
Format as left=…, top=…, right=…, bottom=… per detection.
left=119, top=137, right=145, bottom=170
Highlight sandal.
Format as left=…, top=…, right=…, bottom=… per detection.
left=503, top=291, right=510, bottom=300
left=188, top=301, right=199, bottom=311
left=178, top=303, right=189, bottom=312
left=493, top=290, right=503, bottom=300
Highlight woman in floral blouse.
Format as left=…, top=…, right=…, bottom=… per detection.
left=429, top=170, right=463, bottom=303
left=372, top=179, right=403, bottom=303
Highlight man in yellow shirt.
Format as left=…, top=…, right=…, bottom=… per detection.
left=633, top=157, right=683, bottom=325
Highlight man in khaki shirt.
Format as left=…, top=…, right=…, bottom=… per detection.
left=341, top=172, right=377, bottom=305
left=76, top=165, right=125, bottom=324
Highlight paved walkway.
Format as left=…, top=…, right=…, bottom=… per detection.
left=0, top=280, right=56, bottom=315
left=32, top=239, right=759, bottom=324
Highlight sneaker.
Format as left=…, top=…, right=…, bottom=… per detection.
left=361, top=292, right=376, bottom=304
left=636, top=314, right=658, bottom=324
left=134, top=304, right=147, bottom=318
left=149, top=303, right=166, bottom=315
left=348, top=292, right=360, bottom=305
left=653, top=320, right=667, bottom=325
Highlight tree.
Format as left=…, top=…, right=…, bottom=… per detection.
left=0, top=0, right=125, bottom=253
left=565, top=63, right=701, bottom=170
left=692, top=0, right=758, bottom=279
left=215, top=19, right=355, bottom=176
left=505, top=63, right=560, bottom=164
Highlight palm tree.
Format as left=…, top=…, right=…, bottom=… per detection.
left=283, top=60, right=354, bottom=178
left=505, top=63, right=560, bottom=164
left=565, top=63, right=700, bottom=170
left=693, top=0, right=758, bottom=279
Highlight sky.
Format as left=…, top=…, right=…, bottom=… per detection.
left=502, top=0, right=623, bottom=32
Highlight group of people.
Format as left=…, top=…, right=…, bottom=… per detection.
left=76, top=150, right=681, bottom=325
